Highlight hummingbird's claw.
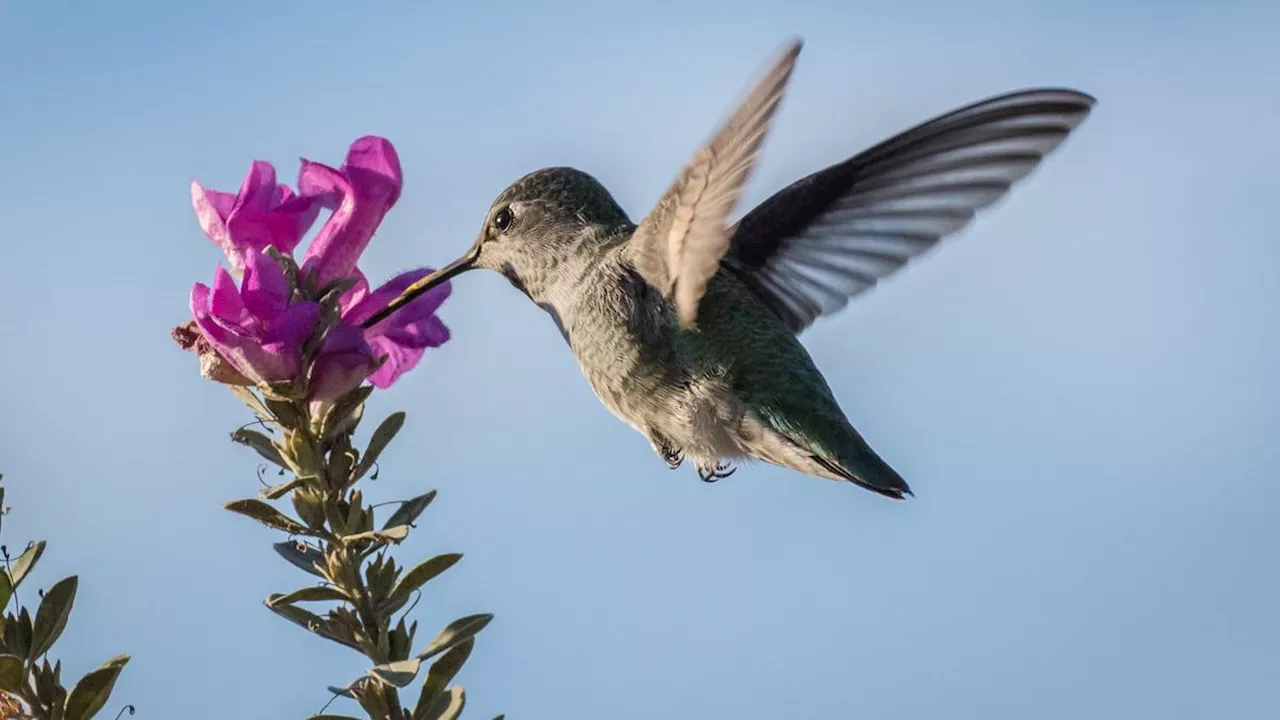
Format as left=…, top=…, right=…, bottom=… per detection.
left=663, top=450, right=683, bottom=470
left=649, top=432, right=684, bottom=469
left=697, top=462, right=736, bottom=483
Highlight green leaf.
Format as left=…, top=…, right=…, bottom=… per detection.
left=230, top=428, right=288, bottom=468
left=9, top=540, right=46, bottom=589
left=353, top=677, right=392, bottom=718
left=364, top=554, right=394, bottom=599
left=30, top=575, right=78, bottom=660
left=414, top=639, right=473, bottom=719
left=367, top=657, right=421, bottom=688
left=375, top=621, right=391, bottom=660
left=273, top=541, right=327, bottom=578
left=260, top=477, right=308, bottom=501
left=320, top=385, right=373, bottom=440
left=345, top=525, right=409, bottom=546
left=63, top=654, right=130, bottom=720
left=0, top=570, right=12, bottom=611
left=384, top=491, right=437, bottom=530
left=265, top=596, right=324, bottom=632
left=34, top=657, right=58, bottom=706
left=0, top=653, right=23, bottom=693
left=5, top=607, right=33, bottom=658
left=324, top=499, right=350, bottom=537
left=293, top=490, right=328, bottom=531
left=417, top=614, right=493, bottom=662
left=229, top=386, right=277, bottom=426
left=284, top=428, right=322, bottom=475
left=354, top=411, right=405, bottom=481
left=300, top=305, right=343, bottom=365
left=417, top=686, right=465, bottom=720
left=224, top=499, right=310, bottom=535
left=326, top=685, right=357, bottom=698
left=263, top=397, right=302, bottom=428
left=389, top=617, right=413, bottom=662
left=317, top=275, right=361, bottom=304
left=385, top=554, right=462, bottom=610
left=263, top=245, right=302, bottom=281
left=381, top=524, right=410, bottom=542
left=346, top=491, right=368, bottom=533
left=98, top=654, right=130, bottom=669
left=267, top=586, right=347, bottom=606
left=327, top=446, right=357, bottom=492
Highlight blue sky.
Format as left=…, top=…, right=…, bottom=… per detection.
left=2, top=1, right=1278, bottom=718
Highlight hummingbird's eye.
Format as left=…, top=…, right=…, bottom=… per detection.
left=492, top=207, right=514, bottom=233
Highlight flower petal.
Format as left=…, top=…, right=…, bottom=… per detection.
left=208, top=266, right=249, bottom=326
left=309, top=352, right=378, bottom=403
left=190, top=283, right=227, bottom=342
left=232, top=345, right=299, bottom=383
left=367, top=316, right=449, bottom=388
left=191, top=281, right=298, bottom=384
left=319, top=323, right=366, bottom=353
left=192, top=162, right=318, bottom=270
left=191, top=181, right=234, bottom=259
left=231, top=160, right=278, bottom=215
left=299, top=137, right=404, bottom=287
left=308, top=324, right=378, bottom=402
left=226, top=196, right=315, bottom=260
left=381, top=314, right=451, bottom=350
left=296, top=159, right=350, bottom=209
left=207, top=188, right=237, bottom=220
left=273, top=182, right=297, bottom=206
left=262, top=301, right=321, bottom=350
left=273, top=193, right=322, bottom=245
left=339, top=268, right=371, bottom=316
left=240, top=251, right=290, bottom=319
left=367, top=344, right=420, bottom=389
left=344, top=268, right=450, bottom=329
left=344, top=136, right=402, bottom=207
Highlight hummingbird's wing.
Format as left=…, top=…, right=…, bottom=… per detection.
left=629, top=39, right=803, bottom=329
left=724, top=88, right=1096, bottom=333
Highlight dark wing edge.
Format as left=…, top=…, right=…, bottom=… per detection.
left=726, top=88, right=1097, bottom=333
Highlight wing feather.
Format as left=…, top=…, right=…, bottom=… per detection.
left=628, top=39, right=804, bottom=328
left=726, top=88, right=1096, bottom=333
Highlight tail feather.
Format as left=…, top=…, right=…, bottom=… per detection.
left=746, top=412, right=913, bottom=499
left=810, top=448, right=912, bottom=500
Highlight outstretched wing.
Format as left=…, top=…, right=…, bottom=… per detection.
left=628, top=39, right=803, bottom=328
left=725, top=88, right=1096, bottom=334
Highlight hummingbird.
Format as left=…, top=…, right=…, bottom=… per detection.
left=363, top=39, right=1094, bottom=499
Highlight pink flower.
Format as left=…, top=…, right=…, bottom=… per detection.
left=189, top=250, right=320, bottom=385
left=308, top=268, right=451, bottom=402
left=191, top=161, right=320, bottom=272
left=297, top=136, right=403, bottom=288
left=183, top=135, right=450, bottom=398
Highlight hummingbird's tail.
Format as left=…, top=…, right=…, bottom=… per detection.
left=747, top=409, right=913, bottom=499
left=809, top=435, right=913, bottom=500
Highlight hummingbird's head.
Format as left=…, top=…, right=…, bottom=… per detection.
left=361, top=167, right=633, bottom=328
left=469, top=166, right=632, bottom=277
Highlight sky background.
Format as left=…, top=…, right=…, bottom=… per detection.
left=2, top=1, right=1278, bottom=718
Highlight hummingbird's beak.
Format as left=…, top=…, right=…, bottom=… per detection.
left=360, top=246, right=478, bottom=329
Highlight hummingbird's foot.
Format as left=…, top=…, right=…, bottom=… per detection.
left=662, top=447, right=684, bottom=470
left=697, top=462, right=736, bottom=483
left=648, top=432, right=684, bottom=469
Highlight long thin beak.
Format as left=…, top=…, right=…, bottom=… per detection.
left=361, top=248, right=477, bottom=329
